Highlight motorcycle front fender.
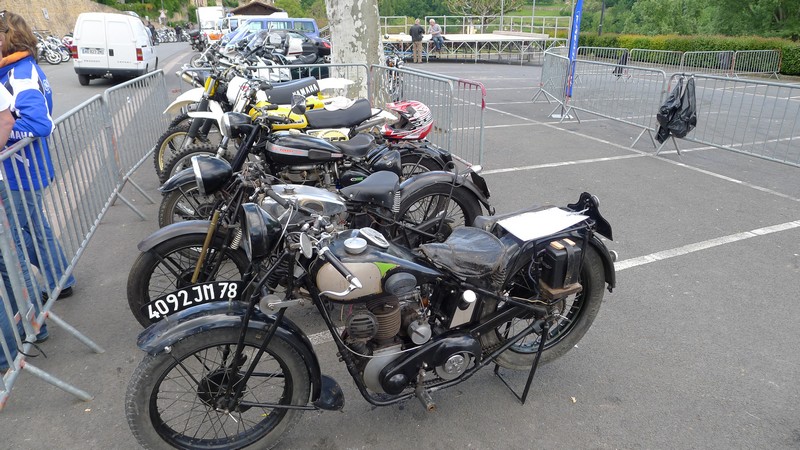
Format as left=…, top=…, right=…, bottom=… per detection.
left=136, top=301, right=323, bottom=401
left=399, top=170, right=494, bottom=213
left=164, top=87, right=204, bottom=114
left=158, top=167, right=196, bottom=193
left=136, top=220, right=212, bottom=252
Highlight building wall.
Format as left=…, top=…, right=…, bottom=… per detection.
left=0, top=0, right=122, bottom=37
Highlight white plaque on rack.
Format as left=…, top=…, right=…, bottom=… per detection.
left=497, top=207, right=587, bottom=241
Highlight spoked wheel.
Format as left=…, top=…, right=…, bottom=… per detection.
left=153, top=122, right=222, bottom=179
left=158, top=181, right=222, bottom=227
left=479, top=245, right=606, bottom=370
left=399, top=154, right=442, bottom=178
left=59, top=48, right=71, bottom=62
left=126, top=327, right=311, bottom=449
left=126, top=233, right=249, bottom=327
left=45, top=49, right=62, bottom=65
left=394, top=183, right=482, bottom=247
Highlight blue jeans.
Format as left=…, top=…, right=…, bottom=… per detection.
left=432, top=35, right=444, bottom=50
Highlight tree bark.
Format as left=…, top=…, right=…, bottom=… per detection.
left=324, top=0, right=382, bottom=98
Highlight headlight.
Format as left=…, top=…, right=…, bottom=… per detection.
left=192, top=155, right=232, bottom=196
left=240, top=203, right=282, bottom=261
left=220, top=111, right=252, bottom=138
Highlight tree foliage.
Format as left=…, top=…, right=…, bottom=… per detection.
left=444, top=0, right=526, bottom=17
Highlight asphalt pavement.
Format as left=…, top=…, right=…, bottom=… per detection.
left=1, top=48, right=798, bottom=449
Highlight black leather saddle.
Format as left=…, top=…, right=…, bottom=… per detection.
left=306, top=98, right=373, bottom=129
left=419, top=227, right=506, bottom=278
left=333, top=133, right=375, bottom=158
left=266, top=77, right=320, bottom=105
left=339, top=170, right=398, bottom=208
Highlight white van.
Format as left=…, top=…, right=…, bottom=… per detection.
left=72, top=12, right=158, bottom=86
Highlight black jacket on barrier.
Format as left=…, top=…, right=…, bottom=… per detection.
left=656, top=76, right=697, bottom=143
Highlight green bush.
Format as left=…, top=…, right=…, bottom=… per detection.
left=578, top=33, right=800, bottom=75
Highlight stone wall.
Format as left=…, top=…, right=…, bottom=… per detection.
left=0, top=0, right=132, bottom=37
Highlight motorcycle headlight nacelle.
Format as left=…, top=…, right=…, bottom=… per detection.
left=192, top=154, right=232, bottom=196
left=240, top=203, right=282, bottom=262
left=221, top=112, right=252, bottom=138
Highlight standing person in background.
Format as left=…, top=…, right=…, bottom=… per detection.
left=0, top=11, right=76, bottom=303
left=409, top=18, right=424, bottom=63
left=428, top=18, right=444, bottom=52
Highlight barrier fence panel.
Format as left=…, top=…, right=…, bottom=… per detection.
left=370, top=65, right=486, bottom=166
left=103, top=71, right=170, bottom=218
left=565, top=59, right=667, bottom=146
left=629, top=49, right=684, bottom=73
left=532, top=49, right=571, bottom=106
left=681, top=51, right=735, bottom=76
left=661, top=74, right=800, bottom=166
left=577, top=47, right=628, bottom=64
left=733, top=50, right=781, bottom=78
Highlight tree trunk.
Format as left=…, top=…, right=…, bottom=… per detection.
left=324, top=0, right=382, bottom=98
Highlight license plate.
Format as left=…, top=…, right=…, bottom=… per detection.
left=141, top=281, right=245, bottom=322
left=81, top=47, right=104, bottom=55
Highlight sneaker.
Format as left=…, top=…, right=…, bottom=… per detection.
left=42, top=286, right=73, bottom=301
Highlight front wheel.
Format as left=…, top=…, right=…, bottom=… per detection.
left=45, top=49, right=61, bottom=65
left=126, top=327, right=311, bottom=450
left=394, top=182, right=482, bottom=247
left=158, top=180, right=222, bottom=227
left=479, top=244, right=606, bottom=370
left=127, top=233, right=249, bottom=327
left=153, top=123, right=223, bottom=179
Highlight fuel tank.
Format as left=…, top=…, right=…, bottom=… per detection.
left=266, top=132, right=345, bottom=165
left=312, top=229, right=442, bottom=303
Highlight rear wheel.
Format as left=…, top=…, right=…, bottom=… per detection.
left=59, top=48, right=71, bottom=62
left=394, top=182, right=482, bottom=247
left=77, top=74, right=90, bottom=86
left=400, top=154, right=443, bottom=178
left=479, top=245, right=606, bottom=370
left=127, top=233, right=249, bottom=327
left=126, top=327, right=311, bottom=449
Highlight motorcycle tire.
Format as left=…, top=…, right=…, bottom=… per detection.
left=400, top=154, right=443, bottom=178
left=394, top=182, right=482, bottom=247
left=479, top=244, right=606, bottom=370
left=153, top=122, right=222, bottom=179
left=127, top=233, right=249, bottom=328
left=159, top=142, right=226, bottom=185
left=45, top=49, right=61, bottom=65
left=158, top=179, right=223, bottom=227
left=126, top=327, right=310, bottom=449
left=190, top=53, right=206, bottom=68
left=59, top=48, right=71, bottom=62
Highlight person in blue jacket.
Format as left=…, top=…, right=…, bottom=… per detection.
left=0, top=11, right=75, bottom=304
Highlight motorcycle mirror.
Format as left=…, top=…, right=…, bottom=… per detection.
left=291, top=94, right=307, bottom=115
left=299, top=232, right=313, bottom=259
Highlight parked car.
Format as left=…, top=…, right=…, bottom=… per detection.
left=267, top=29, right=331, bottom=59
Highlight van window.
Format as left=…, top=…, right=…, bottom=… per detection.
left=266, top=20, right=291, bottom=30
left=294, top=20, right=316, bottom=34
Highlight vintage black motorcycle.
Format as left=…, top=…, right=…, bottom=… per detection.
left=125, top=189, right=616, bottom=449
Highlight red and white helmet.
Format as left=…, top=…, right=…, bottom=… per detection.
left=381, top=100, right=433, bottom=140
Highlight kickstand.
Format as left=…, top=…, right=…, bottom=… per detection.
left=494, top=321, right=549, bottom=405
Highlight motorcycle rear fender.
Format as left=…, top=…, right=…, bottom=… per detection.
left=164, top=87, right=204, bottom=114
left=399, top=170, right=493, bottom=212
left=367, top=142, right=452, bottom=170
left=136, top=220, right=212, bottom=252
left=137, top=301, right=323, bottom=402
left=158, top=167, right=195, bottom=193
left=589, top=234, right=617, bottom=292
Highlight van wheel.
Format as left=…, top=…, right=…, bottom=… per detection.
left=78, top=74, right=90, bottom=86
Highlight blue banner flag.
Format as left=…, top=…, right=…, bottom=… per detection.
left=566, top=0, right=584, bottom=97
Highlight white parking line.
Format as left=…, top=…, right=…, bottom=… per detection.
left=615, top=220, right=800, bottom=271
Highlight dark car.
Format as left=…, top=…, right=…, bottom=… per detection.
left=267, top=29, right=331, bottom=59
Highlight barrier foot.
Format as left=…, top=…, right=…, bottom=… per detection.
left=110, top=192, right=147, bottom=221
left=531, top=88, right=553, bottom=104
left=123, top=177, right=156, bottom=205
left=47, top=312, right=105, bottom=354
left=22, top=363, right=93, bottom=402
left=655, top=136, right=681, bottom=156
left=632, top=128, right=657, bottom=149
left=557, top=107, right=579, bottom=123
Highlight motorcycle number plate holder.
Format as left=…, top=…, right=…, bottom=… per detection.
left=141, top=280, right=246, bottom=322
left=359, top=227, right=390, bottom=248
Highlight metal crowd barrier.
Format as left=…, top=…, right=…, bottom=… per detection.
left=681, top=51, right=735, bottom=76
left=531, top=50, right=571, bottom=107
left=577, top=46, right=628, bottom=64
left=1, top=71, right=171, bottom=410
left=370, top=65, right=486, bottom=166
left=659, top=73, right=800, bottom=166
left=629, top=49, right=684, bottom=72
left=731, top=50, right=781, bottom=78
left=565, top=59, right=668, bottom=147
